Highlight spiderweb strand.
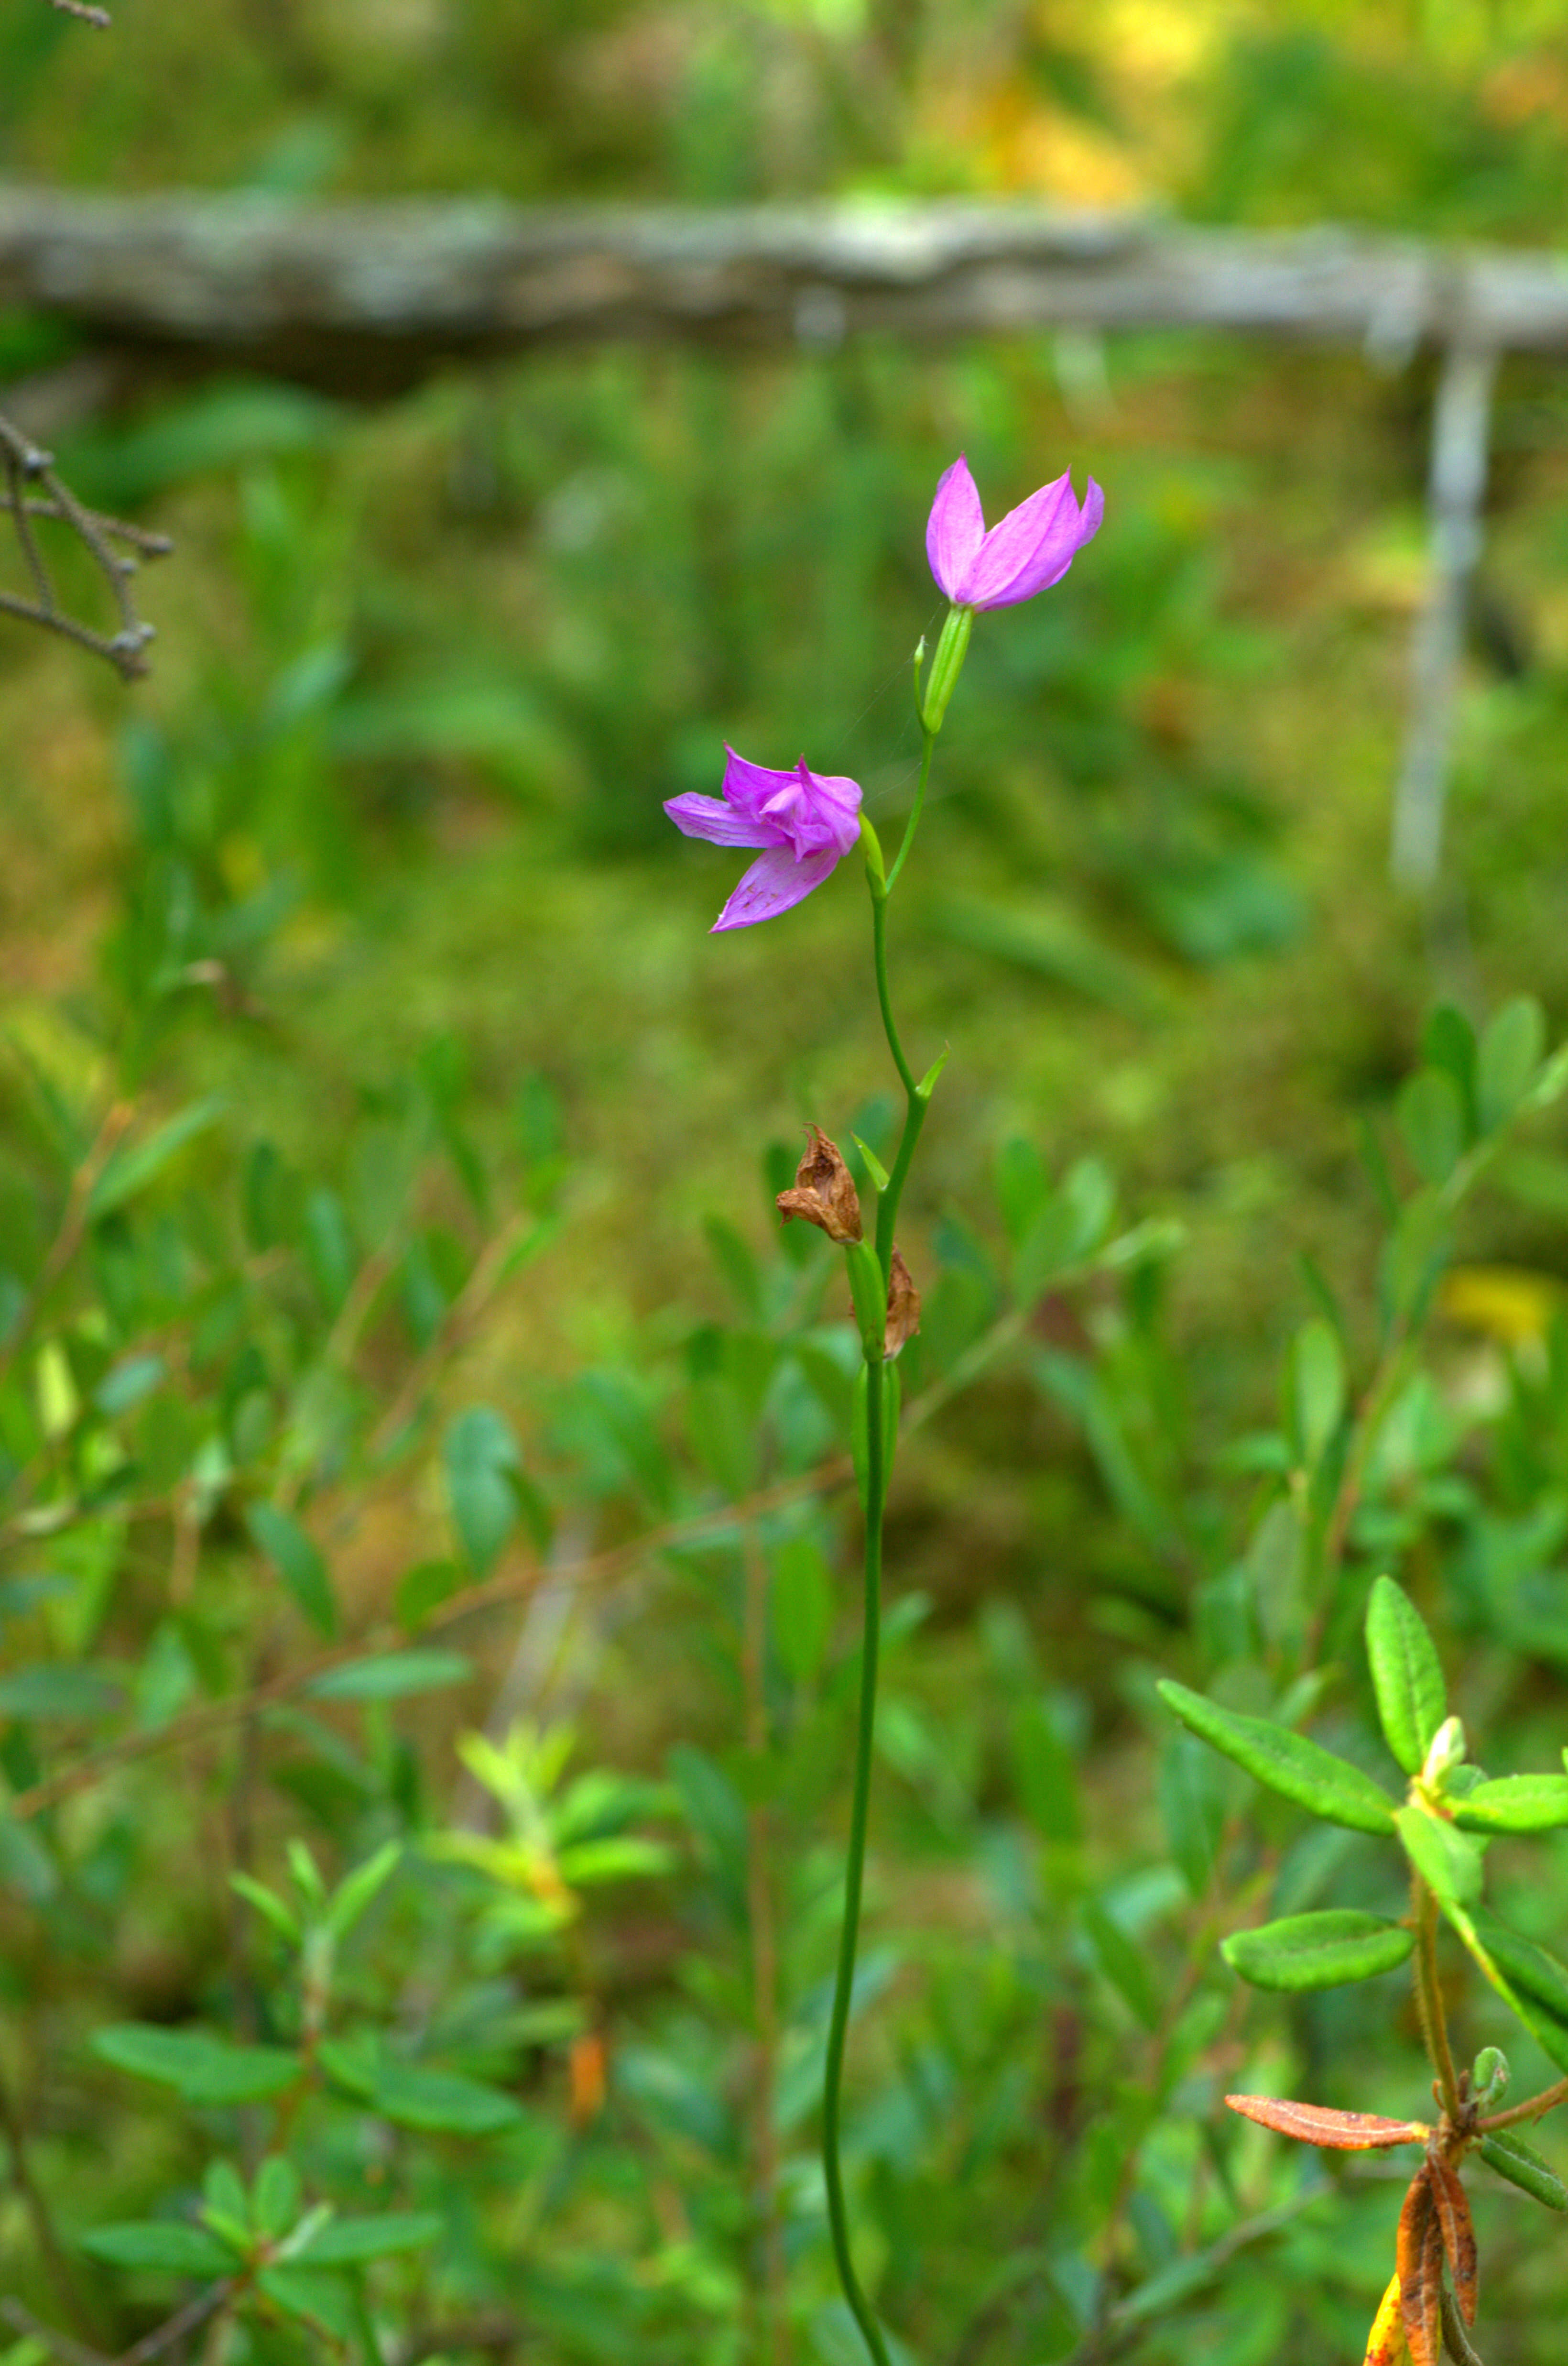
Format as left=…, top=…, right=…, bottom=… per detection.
left=45, top=0, right=112, bottom=26
left=0, top=414, right=170, bottom=680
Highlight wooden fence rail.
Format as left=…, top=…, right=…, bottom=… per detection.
left=5, top=193, right=1562, bottom=884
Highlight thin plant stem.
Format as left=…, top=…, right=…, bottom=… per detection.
left=1476, top=2074, right=1568, bottom=2134
left=883, top=726, right=935, bottom=898
left=1412, top=1876, right=1461, bottom=2121
left=869, top=894, right=918, bottom=1103
left=820, top=1348, right=892, bottom=2366
left=742, top=1526, right=791, bottom=2366
left=0, top=2061, right=101, bottom=2341
left=817, top=841, right=937, bottom=2366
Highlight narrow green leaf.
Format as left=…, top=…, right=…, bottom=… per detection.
left=769, top=1533, right=832, bottom=1685
left=1081, top=1900, right=1159, bottom=2029
left=256, top=2266, right=358, bottom=2340
left=322, top=1840, right=401, bottom=1942
left=850, top=1134, right=891, bottom=1194
left=318, top=2046, right=522, bottom=2136
left=1444, top=1899, right=1568, bottom=2076
left=298, top=2212, right=443, bottom=2265
left=443, top=1405, right=522, bottom=1576
left=254, top=2156, right=303, bottom=2239
left=1013, top=1698, right=1083, bottom=1851
left=1221, top=1909, right=1414, bottom=1993
left=1398, top=1068, right=1466, bottom=1186
left=1157, top=1680, right=1396, bottom=1834
left=304, top=1650, right=469, bottom=1703
left=1365, top=1575, right=1447, bottom=1776
left=1394, top=1804, right=1484, bottom=1908
left=1471, top=1909, right=1568, bottom=2026
left=0, top=1664, right=120, bottom=1720
left=1477, top=997, right=1546, bottom=1132
left=81, top=2222, right=234, bottom=2276
left=91, top=2024, right=300, bottom=2105
left=1476, top=2131, right=1568, bottom=2211
left=87, top=1099, right=226, bottom=1220
left=247, top=1503, right=337, bottom=1640
left=554, top=1835, right=675, bottom=1884
left=1451, top=1776, right=1568, bottom=1832
left=1288, top=1319, right=1345, bottom=1468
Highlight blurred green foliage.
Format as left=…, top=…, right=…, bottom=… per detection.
left=9, top=1, right=1568, bottom=2363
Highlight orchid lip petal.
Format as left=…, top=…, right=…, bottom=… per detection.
left=664, top=791, right=773, bottom=848
left=711, top=843, right=841, bottom=931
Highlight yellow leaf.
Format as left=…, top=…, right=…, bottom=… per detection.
left=1363, top=2270, right=1408, bottom=2366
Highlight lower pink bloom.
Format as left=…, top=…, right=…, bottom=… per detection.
left=665, top=747, right=863, bottom=931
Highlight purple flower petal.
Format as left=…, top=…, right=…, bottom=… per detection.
left=663, top=790, right=772, bottom=848
left=926, top=459, right=1104, bottom=610
left=960, top=471, right=1081, bottom=608
left=925, top=455, right=985, bottom=603
left=711, top=844, right=841, bottom=932
left=719, top=745, right=802, bottom=831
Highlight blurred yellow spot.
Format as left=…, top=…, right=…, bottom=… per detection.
left=1439, top=1264, right=1564, bottom=1347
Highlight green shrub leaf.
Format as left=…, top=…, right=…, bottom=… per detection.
left=247, top=1502, right=337, bottom=1639
left=1365, top=1575, right=1446, bottom=1776
left=1477, top=997, right=1546, bottom=1132
left=299, top=2212, right=444, bottom=2264
left=1451, top=1776, right=1568, bottom=1832
left=81, top=2221, right=235, bottom=2274
left=92, top=2025, right=300, bottom=2105
left=1157, top=1680, right=1396, bottom=1833
left=1477, top=2131, right=1568, bottom=2211
left=1221, top=1909, right=1414, bottom=1992
left=1394, top=1804, right=1484, bottom=1908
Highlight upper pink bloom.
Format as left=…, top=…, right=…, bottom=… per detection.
left=926, top=454, right=1103, bottom=610
left=665, top=746, right=863, bottom=931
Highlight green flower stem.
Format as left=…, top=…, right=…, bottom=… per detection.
left=821, top=1347, right=893, bottom=2366
left=819, top=838, right=943, bottom=2366
left=883, top=724, right=936, bottom=899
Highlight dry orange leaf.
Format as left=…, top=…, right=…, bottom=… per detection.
left=1224, top=2094, right=1429, bottom=2150
left=1396, top=2170, right=1442, bottom=2366
left=1429, top=2152, right=1479, bottom=2326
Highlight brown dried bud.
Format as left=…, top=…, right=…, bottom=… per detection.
left=884, top=1246, right=921, bottom=1358
left=776, top=1127, right=863, bottom=1244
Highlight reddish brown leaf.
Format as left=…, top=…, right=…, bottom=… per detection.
left=1429, top=2152, right=1479, bottom=2326
left=1224, top=2094, right=1430, bottom=2150
left=1396, top=2170, right=1442, bottom=2366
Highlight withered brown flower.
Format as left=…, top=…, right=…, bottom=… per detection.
left=776, top=1128, right=863, bottom=1245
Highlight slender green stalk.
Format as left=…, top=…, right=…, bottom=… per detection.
left=820, top=1352, right=892, bottom=2366
left=819, top=808, right=937, bottom=2366
left=883, top=725, right=936, bottom=898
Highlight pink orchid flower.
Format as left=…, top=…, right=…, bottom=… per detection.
left=665, top=746, right=863, bottom=931
left=926, top=454, right=1104, bottom=610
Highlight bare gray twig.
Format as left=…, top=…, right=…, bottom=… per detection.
left=0, top=413, right=169, bottom=678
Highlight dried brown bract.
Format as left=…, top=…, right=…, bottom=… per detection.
left=884, top=1247, right=920, bottom=1358
left=776, top=1128, right=863, bottom=1245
